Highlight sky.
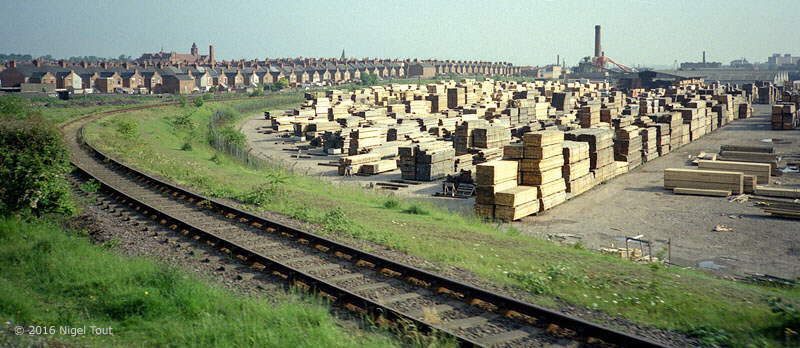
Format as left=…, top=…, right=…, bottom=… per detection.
left=2, top=0, right=798, bottom=68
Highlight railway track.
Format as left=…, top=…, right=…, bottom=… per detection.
left=62, top=101, right=668, bottom=347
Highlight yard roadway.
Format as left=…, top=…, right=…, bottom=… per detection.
left=516, top=105, right=800, bottom=279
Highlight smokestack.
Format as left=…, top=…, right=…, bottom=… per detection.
left=557, top=54, right=560, bottom=66
left=702, top=51, right=706, bottom=64
left=209, top=45, right=215, bottom=63
left=594, top=25, right=602, bottom=58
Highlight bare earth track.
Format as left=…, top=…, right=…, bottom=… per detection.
left=61, top=103, right=679, bottom=347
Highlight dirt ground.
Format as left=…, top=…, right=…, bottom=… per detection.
left=241, top=105, right=800, bottom=279
left=516, top=105, right=800, bottom=279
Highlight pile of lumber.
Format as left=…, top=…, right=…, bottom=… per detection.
left=475, top=160, right=539, bottom=220
left=578, top=104, right=601, bottom=128
left=338, top=153, right=381, bottom=175
left=772, top=103, right=798, bottom=130
left=654, top=112, right=682, bottom=150
left=566, top=129, right=615, bottom=183
left=521, top=130, right=567, bottom=212
left=614, top=126, right=643, bottom=169
left=398, top=142, right=454, bottom=181
left=664, top=168, right=743, bottom=195
left=640, top=127, right=659, bottom=162
left=472, top=125, right=512, bottom=149
left=348, top=127, right=386, bottom=155
left=696, top=160, right=771, bottom=184
left=562, top=140, right=594, bottom=195
left=717, top=150, right=779, bottom=172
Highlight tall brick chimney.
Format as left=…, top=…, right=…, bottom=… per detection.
left=209, top=45, right=215, bottom=63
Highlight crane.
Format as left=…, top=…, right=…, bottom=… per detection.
left=592, top=55, right=635, bottom=72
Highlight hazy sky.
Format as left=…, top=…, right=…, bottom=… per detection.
left=2, top=0, right=798, bottom=67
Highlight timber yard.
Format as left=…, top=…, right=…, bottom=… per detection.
left=1, top=2, right=799, bottom=348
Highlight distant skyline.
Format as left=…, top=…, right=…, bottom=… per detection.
left=2, top=0, right=798, bottom=68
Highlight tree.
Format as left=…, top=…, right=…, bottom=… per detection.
left=275, top=78, right=289, bottom=90
left=359, top=73, right=379, bottom=86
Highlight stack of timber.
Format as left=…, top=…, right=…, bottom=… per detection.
left=756, top=198, right=800, bottom=219
left=521, top=130, right=567, bottom=211
left=348, top=127, right=386, bottom=155
left=640, top=126, right=659, bottom=162
left=717, top=150, right=779, bottom=172
left=650, top=123, right=671, bottom=156
left=696, top=160, right=771, bottom=184
left=772, top=103, right=798, bottom=130
left=472, top=125, right=512, bottom=149
left=578, top=104, right=601, bottom=128
left=614, top=126, right=643, bottom=169
left=566, top=129, right=615, bottom=182
left=562, top=140, right=594, bottom=195
left=664, top=168, right=744, bottom=195
left=398, top=142, right=454, bottom=181
left=474, top=160, right=522, bottom=219
left=338, top=153, right=381, bottom=175
left=453, top=120, right=489, bottom=154
left=653, top=112, right=682, bottom=150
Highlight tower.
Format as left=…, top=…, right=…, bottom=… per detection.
left=209, top=45, right=215, bottom=63
left=191, top=42, right=198, bottom=56
left=594, top=25, right=602, bottom=58
left=341, top=49, right=346, bottom=60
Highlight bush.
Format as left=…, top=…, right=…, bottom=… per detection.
left=193, top=97, right=204, bottom=107
left=219, top=126, right=245, bottom=147
left=359, top=73, right=379, bottom=86
left=237, top=183, right=284, bottom=206
left=115, top=119, right=138, bottom=138
left=383, top=198, right=400, bottom=209
left=180, top=142, right=193, bottom=151
left=402, top=204, right=429, bottom=215
left=177, top=95, right=187, bottom=107
left=0, top=114, right=74, bottom=216
left=79, top=179, right=100, bottom=193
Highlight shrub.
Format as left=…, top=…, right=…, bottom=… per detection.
left=219, top=126, right=245, bottom=147
left=171, top=112, right=195, bottom=133
left=402, top=204, right=429, bottom=215
left=193, top=97, right=204, bottom=107
left=79, top=179, right=100, bottom=193
left=115, top=119, right=138, bottom=138
left=180, top=142, right=193, bottom=151
left=237, top=183, right=284, bottom=206
left=177, top=95, right=187, bottom=107
left=383, top=198, right=400, bottom=209
left=320, top=208, right=352, bottom=233
left=0, top=114, right=74, bottom=216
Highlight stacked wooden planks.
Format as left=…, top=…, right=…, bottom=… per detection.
left=566, top=129, right=615, bottom=183
left=338, top=153, right=381, bottom=175
left=640, top=126, right=659, bottom=162
left=474, top=160, right=520, bottom=219
left=521, top=130, right=567, bottom=212
left=614, top=126, right=643, bottom=169
left=562, top=140, right=594, bottom=195
left=696, top=160, right=771, bottom=184
left=348, top=127, right=386, bottom=155
left=654, top=112, right=682, bottom=151
left=578, top=104, right=601, bottom=128
left=398, top=142, right=454, bottom=181
left=772, top=103, right=798, bottom=130
left=664, top=168, right=744, bottom=194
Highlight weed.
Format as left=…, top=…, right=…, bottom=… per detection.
left=686, top=326, right=733, bottom=347
left=320, top=208, right=352, bottom=234
left=402, top=204, right=429, bottom=215
left=382, top=198, right=400, bottom=209
left=181, top=141, right=193, bottom=151
left=115, top=119, right=138, bottom=138
left=101, top=238, right=121, bottom=250
left=505, top=226, right=521, bottom=237
left=571, top=241, right=585, bottom=250
left=288, top=206, right=313, bottom=221
left=79, top=179, right=100, bottom=193
left=210, top=154, right=222, bottom=165
left=506, top=271, right=551, bottom=295
left=238, top=183, right=283, bottom=206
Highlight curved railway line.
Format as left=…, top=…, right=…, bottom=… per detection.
left=60, top=100, right=668, bottom=347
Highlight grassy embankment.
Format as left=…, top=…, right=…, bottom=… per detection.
left=0, top=217, right=403, bottom=348
left=0, top=96, right=411, bottom=348
left=83, top=95, right=800, bottom=347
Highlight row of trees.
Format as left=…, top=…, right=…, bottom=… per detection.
left=0, top=53, right=133, bottom=63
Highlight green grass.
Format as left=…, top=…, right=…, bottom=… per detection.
left=82, top=96, right=800, bottom=347
left=0, top=216, right=405, bottom=348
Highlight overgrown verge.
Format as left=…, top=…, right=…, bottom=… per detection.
left=83, top=96, right=800, bottom=347
left=0, top=97, right=410, bottom=347
left=0, top=217, right=401, bottom=348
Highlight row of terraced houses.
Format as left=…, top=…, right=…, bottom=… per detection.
left=0, top=43, right=521, bottom=95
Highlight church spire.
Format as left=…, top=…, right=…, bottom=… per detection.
left=340, top=49, right=346, bottom=60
